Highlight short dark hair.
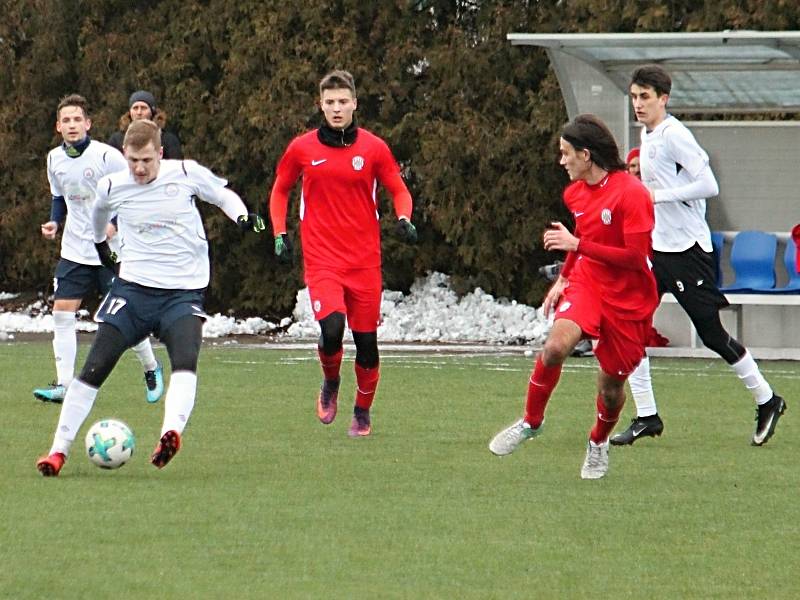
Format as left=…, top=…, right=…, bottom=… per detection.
left=630, top=64, right=672, bottom=96
left=319, top=69, right=356, bottom=97
left=123, top=119, right=161, bottom=151
left=56, top=94, right=90, bottom=120
left=561, top=114, right=625, bottom=173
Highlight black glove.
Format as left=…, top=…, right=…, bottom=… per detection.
left=94, top=240, right=119, bottom=274
left=395, top=218, right=418, bottom=244
left=237, top=213, right=266, bottom=233
left=274, top=234, right=293, bottom=264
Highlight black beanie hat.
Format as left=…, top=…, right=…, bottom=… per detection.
left=128, top=90, right=157, bottom=115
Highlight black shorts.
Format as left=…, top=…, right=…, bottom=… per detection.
left=653, top=244, right=729, bottom=315
left=54, top=258, right=114, bottom=300
left=93, top=278, right=207, bottom=346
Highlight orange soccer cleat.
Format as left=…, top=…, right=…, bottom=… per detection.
left=316, top=379, right=340, bottom=425
left=348, top=407, right=372, bottom=438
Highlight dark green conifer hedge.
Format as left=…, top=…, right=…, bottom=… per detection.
left=1, top=1, right=797, bottom=316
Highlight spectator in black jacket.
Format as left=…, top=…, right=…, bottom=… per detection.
left=108, top=90, right=182, bottom=159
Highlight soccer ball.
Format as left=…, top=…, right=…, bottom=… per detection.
left=85, top=419, right=135, bottom=469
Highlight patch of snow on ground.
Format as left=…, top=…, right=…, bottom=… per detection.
left=0, top=272, right=550, bottom=344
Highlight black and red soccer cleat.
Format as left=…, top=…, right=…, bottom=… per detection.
left=150, top=430, right=181, bottom=468
left=36, top=452, right=66, bottom=477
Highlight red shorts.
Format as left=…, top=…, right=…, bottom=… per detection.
left=554, top=279, right=651, bottom=378
left=305, top=266, right=382, bottom=332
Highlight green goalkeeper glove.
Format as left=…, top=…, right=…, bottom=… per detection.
left=395, top=218, right=418, bottom=244
left=237, top=213, right=266, bottom=233
left=94, top=240, right=119, bottom=274
left=274, top=234, right=293, bottom=264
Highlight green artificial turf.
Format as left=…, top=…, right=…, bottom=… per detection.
left=1, top=341, right=797, bottom=599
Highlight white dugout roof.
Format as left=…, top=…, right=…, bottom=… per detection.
left=507, top=31, right=800, bottom=115
left=506, top=31, right=800, bottom=236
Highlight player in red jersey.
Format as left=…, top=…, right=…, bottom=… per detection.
left=489, top=114, right=658, bottom=479
left=268, top=70, right=417, bottom=438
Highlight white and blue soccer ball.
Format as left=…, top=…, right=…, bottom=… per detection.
left=85, top=419, right=135, bottom=469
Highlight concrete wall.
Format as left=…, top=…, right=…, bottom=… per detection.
left=630, top=121, right=800, bottom=234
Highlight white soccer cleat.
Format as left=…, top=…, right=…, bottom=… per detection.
left=489, top=419, right=542, bottom=456
left=581, top=440, right=609, bottom=480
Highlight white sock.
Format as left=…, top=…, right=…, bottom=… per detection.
left=628, top=356, right=658, bottom=417
left=161, top=371, right=197, bottom=436
left=50, top=379, right=98, bottom=456
left=52, top=310, right=77, bottom=387
left=731, top=351, right=774, bottom=405
left=131, top=337, right=157, bottom=372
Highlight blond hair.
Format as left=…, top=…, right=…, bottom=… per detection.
left=123, top=119, right=161, bottom=150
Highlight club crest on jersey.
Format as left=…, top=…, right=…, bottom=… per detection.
left=601, top=208, right=612, bottom=225
left=313, top=300, right=322, bottom=313
left=83, top=168, right=95, bottom=179
left=649, top=145, right=657, bottom=159
left=165, top=183, right=179, bottom=197
left=352, top=156, right=365, bottom=171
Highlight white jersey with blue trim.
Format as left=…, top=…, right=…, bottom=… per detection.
left=639, top=115, right=715, bottom=253
left=93, top=159, right=247, bottom=290
left=46, top=140, right=127, bottom=265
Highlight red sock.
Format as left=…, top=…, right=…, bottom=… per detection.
left=354, top=363, right=380, bottom=410
left=524, top=355, right=562, bottom=428
left=318, top=347, right=343, bottom=381
left=590, top=393, right=625, bottom=444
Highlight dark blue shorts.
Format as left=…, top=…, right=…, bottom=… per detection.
left=54, top=258, right=114, bottom=300
left=94, top=278, right=207, bottom=346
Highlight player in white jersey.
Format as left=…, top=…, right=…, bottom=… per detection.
left=34, top=94, right=164, bottom=405
left=36, top=119, right=265, bottom=476
left=611, top=65, right=785, bottom=448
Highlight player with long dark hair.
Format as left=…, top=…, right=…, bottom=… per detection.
left=489, top=114, right=658, bottom=479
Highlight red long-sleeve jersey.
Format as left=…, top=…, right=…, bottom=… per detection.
left=269, top=128, right=412, bottom=270
left=560, top=171, right=658, bottom=321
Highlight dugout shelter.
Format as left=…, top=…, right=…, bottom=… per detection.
left=509, top=31, right=800, bottom=358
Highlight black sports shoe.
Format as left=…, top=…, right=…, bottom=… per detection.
left=609, top=414, right=664, bottom=446
left=752, top=394, right=786, bottom=446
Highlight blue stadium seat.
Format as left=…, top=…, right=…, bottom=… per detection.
left=719, top=230, right=777, bottom=293
left=758, top=240, right=800, bottom=293
left=710, top=230, right=724, bottom=286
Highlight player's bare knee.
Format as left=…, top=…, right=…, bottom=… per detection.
left=598, top=379, right=625, bottom=409
left=541, top=341, right=570, bottom=366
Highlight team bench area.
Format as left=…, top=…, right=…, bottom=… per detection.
left=651, top=231, right=800, bottom=360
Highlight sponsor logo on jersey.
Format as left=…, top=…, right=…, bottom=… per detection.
left=601, top=208, right=612, bottom=225
left=83, top=168, right=95, bottom=179
left=559, top=301, right=571, bottom=312
left=311, top=159, right=327, bottom=166
left=135, top=219, right=186, bottom=241
left=352, top=156, right=365, bottom=171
